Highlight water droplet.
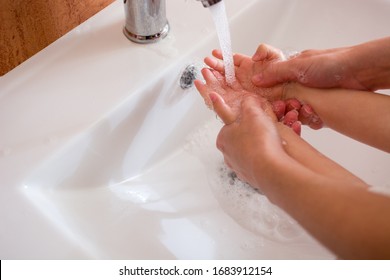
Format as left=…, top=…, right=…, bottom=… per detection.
left=297, top=71, right=308, bottom=84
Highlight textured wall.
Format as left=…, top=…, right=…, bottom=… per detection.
left=0, top=0, right=114, bottom=76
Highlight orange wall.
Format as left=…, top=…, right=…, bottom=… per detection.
left=0, top=0, right=114, bottom=76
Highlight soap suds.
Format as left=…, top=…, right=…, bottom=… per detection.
left=185, top=119, right=307, bottom=242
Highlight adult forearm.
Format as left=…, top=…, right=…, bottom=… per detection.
left=349, top=37, right=390, bottom=90
left=252, top=37, right=390, bottom=90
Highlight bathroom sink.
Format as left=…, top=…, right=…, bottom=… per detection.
left=2, top=0, right=390, bottom=259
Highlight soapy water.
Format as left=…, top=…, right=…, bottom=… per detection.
left=209, top=1, right=236, bottom=86
left=184, top=119, right=309, bottom=242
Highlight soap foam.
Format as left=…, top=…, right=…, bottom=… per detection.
left=185, top=119, right=307, bottom=242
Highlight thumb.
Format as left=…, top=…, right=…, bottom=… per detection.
left=252, top=43, right=285, bottom=62
left=252, top=61, right=297, bottom=87
left=209, top=92, right=237, bottom=125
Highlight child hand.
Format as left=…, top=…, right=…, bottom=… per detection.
left=202, top=47, right=323, bottom=130
left=194, top=68, right=302, bottom=135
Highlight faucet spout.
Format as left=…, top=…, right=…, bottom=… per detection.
left=123, top=0, right=222, bottom=44
left=123, top=0, right=169, bottom=44
left=197, top=0, right=222, bottom=8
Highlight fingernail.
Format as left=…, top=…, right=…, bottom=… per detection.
left=310, top=115, right=320, bottom=124
left=207, top=57, right=218, bottom=66
left=286, top=98, right=301, bottom=111
left=292, top=121, right=302, bottom=136
left=303, top=105, right=313, bottom=115
left=252, top=54, right=261, bottom=61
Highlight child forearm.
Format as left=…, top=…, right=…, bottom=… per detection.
left=255, top=152, right=390, bottom=259
left=284, top=84, right=390, bottom=152
left=275, top=123, right=367, bottom=187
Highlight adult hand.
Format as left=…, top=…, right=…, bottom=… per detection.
left=252, top=38, right=390, bottom=91
left=252, top=44, right=358, bottom=89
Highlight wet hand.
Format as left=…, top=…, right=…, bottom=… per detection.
left=251, top=44, right=364, bottom=90
left=214, top=95, right=286, bottom=186
left=194, top=67, right=302, bottom=134
left=202, top=48, right=322, bottom=131
left=204, top=48, right=284, bottom=100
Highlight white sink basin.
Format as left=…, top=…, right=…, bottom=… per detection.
left=1, top=0, right=390, bottom=259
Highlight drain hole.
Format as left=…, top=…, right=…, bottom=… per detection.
left=180, top=64, right=199, bottom=89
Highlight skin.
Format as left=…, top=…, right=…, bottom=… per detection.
left=195, top=45, right=390, bottom=259
left=284, top=84, right=390, bottom=153
left=202, top=49, right=323, bottom=130
left=195, top=67, right=302, bottom=135
left=200, top=87, right=390, bottom=260
left=252, top=37, right=390, bottom=91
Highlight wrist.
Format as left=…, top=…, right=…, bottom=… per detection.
left=281, top=82, right=305, bottom=101
left=250, top=135, right=297, bottom=203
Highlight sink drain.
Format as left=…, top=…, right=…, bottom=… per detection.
left=179, top=64, right=199, bottom=89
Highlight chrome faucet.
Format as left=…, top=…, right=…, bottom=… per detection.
left=123, top=0, right=169, bottom=44
left=123, top=0, right=222, bottom=44
left=197, top=0, right=222, bottom=8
